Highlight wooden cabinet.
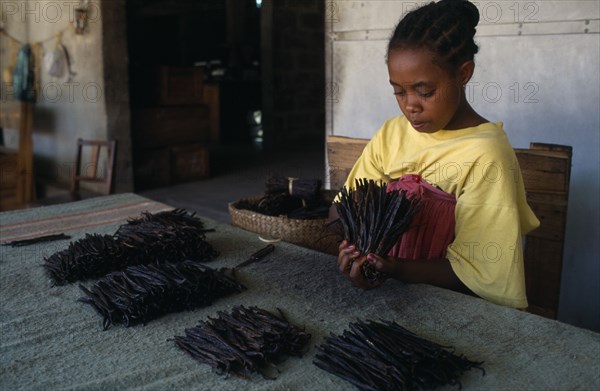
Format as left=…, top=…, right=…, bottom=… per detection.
left=0, top=101, right=34, bottom=211
left=0, top=147, right=19, bottom=211
left=170, top=144, right=210, bottom=182
left=132, top=106, right=211, bottom=149
left=131, top=66, right=215, bottom=191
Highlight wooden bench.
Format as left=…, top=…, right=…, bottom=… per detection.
left=326, top=135, right=572, bottom=319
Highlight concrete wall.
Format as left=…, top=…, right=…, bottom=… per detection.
left=325, top=0, right=599, bottom=332
left=100, top=0, right=133, bottom=193
left=1, top=0, right=133, bottom=192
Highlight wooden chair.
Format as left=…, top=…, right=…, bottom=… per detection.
left=514, top=143, right=572, bottom=319
left=326, top=135, right=572, bottom=319
left=70, top=139, right=117, bottom=200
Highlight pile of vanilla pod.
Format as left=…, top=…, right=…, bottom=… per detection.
left=314, top=319, right=484, bottom=390
left=41, top=209, right=247, bottom=329
left=334, top=179, right=420, bottom=281
left=174, top=305, right=311, bottom=379
left=234, top=174, right=331, bottom=219
left=44, top=209, right=219, bottom=285
left=79, top=261, right=245, bottom=330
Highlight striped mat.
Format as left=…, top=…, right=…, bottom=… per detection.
left=0, top=193, right=173, bottom=244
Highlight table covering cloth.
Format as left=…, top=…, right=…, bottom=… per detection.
left=1, top=194, right=598, bottom=390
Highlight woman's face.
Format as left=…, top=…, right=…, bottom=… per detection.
left=387, top=48, right=465, bottom=133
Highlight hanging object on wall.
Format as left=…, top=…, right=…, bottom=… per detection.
left=74, top=0, right=89, bottom=35
left=12, top=44, right=36, bottom=102
left=44, top=34, right=66, bottom=78
left=44, top=32, right=76, bottom=81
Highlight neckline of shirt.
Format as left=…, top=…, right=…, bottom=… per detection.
left=398, top=115, right=503, bottom=140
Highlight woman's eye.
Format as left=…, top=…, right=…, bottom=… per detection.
left=394, top=91, right=406, bottom=97
left=419, top=91, right=435, bottom=98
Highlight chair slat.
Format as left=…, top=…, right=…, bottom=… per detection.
left=70, top=139, right=117, bottom=200
left=515, top=149, right=570, bottom=193
left=327, top=135, right=368, bottom=190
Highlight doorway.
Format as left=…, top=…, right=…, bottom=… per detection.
left=126, top=0, right=325, bottom=191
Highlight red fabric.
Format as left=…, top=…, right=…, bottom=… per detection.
left=387, top=175, right=456, bottom=260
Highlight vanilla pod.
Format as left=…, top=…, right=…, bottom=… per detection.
left=114, top=209, right=219, bottom=265
left=78, top=261, right=244, bottom=330
left=3, top=233, right=71, bottom=247
left=174, top=305, right=311, bottom=379
left=334, top=179, right=420, bottom=281
left=44, top=209, right=218, bottom=285
left=44, top=234, right=129, bottom=285
left=314, top=319, right=484, bottom=390
left=234, top=174, right=330, bottom=219
left=265, top=174, right=322, bottom=202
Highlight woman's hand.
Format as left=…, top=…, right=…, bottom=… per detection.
left=339, top=242, right=473, bottom=294
left=337, top=240, right=385, bottom=289
left=364, top=253, right=401, bottom=278
left=366, top=254, right=474, bottom=295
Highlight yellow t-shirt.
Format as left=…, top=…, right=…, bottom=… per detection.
left=343, top=115, right=540, bottom=308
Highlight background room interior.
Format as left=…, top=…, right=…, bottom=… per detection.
left=0, top=0, right=598, bottom=338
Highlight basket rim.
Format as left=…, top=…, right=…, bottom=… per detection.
left=228, top=194, right=334, bottom=222
left=228, top=195, right=340, bottom=254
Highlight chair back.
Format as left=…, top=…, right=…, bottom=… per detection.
left=326, top=136, right=572, bottom=318
left=70, top=139, right=117, bottom=200
left=514, top=143, right=572, bottom=318
left=327, top=135, right=368, bottom=189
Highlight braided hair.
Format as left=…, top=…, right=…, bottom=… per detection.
left=388, top=0, right=480, bottom=72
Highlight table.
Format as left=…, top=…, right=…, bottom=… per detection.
left=1, top=194, right=599, bottom=390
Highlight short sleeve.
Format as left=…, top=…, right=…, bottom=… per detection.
left=446, top=147, right=533, bottom=308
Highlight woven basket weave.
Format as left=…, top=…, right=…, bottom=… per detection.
left=228, top=192, right=340, bottom=254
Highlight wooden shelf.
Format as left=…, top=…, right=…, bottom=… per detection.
left=131, top=66, right=215, bottom=191
left=0, top=101, right=35, bottom=211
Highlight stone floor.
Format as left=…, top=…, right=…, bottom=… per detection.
left=33, top=141, right=326, bottom=224
left=140, top=141, right=326, bottom=223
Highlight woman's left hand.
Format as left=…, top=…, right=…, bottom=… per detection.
left=365, top=253, right=401, bottom=278
left=348, top=255, right=387, bottom=289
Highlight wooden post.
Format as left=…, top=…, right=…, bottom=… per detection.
left=16, top=101, right=35, bottom=204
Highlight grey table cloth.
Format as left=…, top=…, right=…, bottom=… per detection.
left=1, top=193, right=598, bottom=390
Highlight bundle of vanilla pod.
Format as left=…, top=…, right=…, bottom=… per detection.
left=174, top=305, right=311, bottom=379
left=334, top=179, right=420, bottom=281
left=233, top=174, right=331, bottom=219
left=79, top=261, right=245, bottom=330
left=44, top=209, right=219, bottom=285
left=314, top=319, right=484, bottom=390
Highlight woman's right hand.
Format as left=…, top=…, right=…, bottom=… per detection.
left=337, top=240, right=385, bottom=289
left=337, top=240, right=359, bottom=273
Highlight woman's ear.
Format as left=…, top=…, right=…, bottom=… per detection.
left=459, top=60, right=475, bottom=86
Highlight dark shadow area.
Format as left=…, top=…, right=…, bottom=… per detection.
left=125, top=0, right=325, bottom=192
left=139, top=139, right=325, bottom=224
left=32, top=0, right=326, bottom=225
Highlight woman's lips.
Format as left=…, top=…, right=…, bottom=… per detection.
left=411, top=121, right=426, bottom=130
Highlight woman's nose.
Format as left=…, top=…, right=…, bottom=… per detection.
left=404, top=94, right=422, bottom=113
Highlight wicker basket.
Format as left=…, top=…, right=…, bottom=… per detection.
left=228, top=192, right=341, bottom=254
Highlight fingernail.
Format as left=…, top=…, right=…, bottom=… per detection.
left=367, top=254, right=376, bottom=263
left=348, top=245, right=355, bottom=250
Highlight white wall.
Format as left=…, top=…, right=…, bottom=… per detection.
left=325, top=0, right=600, bottom=331
left=2, top=0, right=110, bottom=188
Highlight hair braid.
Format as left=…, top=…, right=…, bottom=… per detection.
left=387, top=0, right=480, bottom=71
